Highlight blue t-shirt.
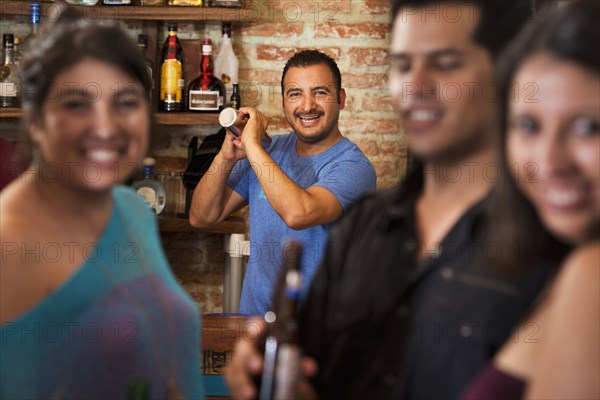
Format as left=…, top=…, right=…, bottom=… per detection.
left=227, top=132, right=376, bottom=315
left=0, top=186, right=204, bottom=400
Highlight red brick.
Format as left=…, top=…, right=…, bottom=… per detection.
left=379, top=140, right=408, bottom=157
left=372, top=160, right=402, bottom=178
left=256, top=45, right=341, bottom=62
left=348, top=47, right=389, bottom=66
left=240, top=22, right=303, bottom=38
left=361, top=92, right=394, bottom=112
left=314, top=23, right=389, bottom=39
left=344, top=73, right=388, bottom=89
left=340, top=118, right=400, bottom=135
left=356, top=140, right=379, bottom=156
left=361, top=0, right=391, bottom=15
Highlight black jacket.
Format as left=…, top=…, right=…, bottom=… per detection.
left=299, top=165, right=559, bottom=399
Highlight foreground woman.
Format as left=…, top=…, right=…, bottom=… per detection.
left=464, top=2, right=599, bottom=399
left=0, top=9, right=203, bottom=399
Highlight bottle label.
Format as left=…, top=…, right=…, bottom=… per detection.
left=136, top=187, right=157, bottom=208
left=160, top=59, right=183, bottom=103
left=189, top=90, right=220, bottom=111
left=0, top=83, right=17, bottom=97
left=273, top=344, right=300, bottom=399
left=0, top=66, right=10, bottom=81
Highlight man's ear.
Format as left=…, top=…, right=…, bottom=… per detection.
left=338, top=88, right=347, bottom=110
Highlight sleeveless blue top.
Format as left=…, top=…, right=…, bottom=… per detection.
left=0, top=186, right=204, bottom=399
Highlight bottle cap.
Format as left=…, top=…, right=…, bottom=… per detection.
left=202, top=38, right=212, bottom=54
left=30, top=2, right=41, bottom=24
left=222, top=22, right=231, bottom=38
left=142, top=157, right=156, bottom=166
left=167, top=22, right=178, bottom=32
left=137, top=34, right=148, bottom=48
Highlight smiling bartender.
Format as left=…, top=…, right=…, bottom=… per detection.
left=189, top=50, right=376, bottom=315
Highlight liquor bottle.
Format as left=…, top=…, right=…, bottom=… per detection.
left=159, top=23, right=184, bottom=112
left=214, top=23, right=238, bottom=104
left=103, top=0, right=131, bottom=6
left=230, top=82, right=241, bottom=109
left=259, top=242, right=303, bottom=400
left=131, top=158, right=166, bottom=215
left=25, top=2, right=40, bottom=44
left=13, top=37, right=23, bottom=67
left=187, top=38, right=226, bottom=113
left=168, top=0, right=201, bottom=6
left=0, top=34, right=21, bottom=109
left=137, top=34, right=154, bottom=101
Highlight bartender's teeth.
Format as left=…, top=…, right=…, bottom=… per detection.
left=411, top=110, right=438, bottom=122
left=88, top=149, right=118, bottom=162
left=300, top=115, right=319, bottom=122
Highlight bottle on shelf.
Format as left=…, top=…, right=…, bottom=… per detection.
left=187, top=38, right=225, bottom=113
left=159, top=23, right=184, bottom=112
left=13, top=37, right=23, bottom=67
left=139, top=0, right=165, bottom=6
left=131, top=157, right=166, bottom=215
left=214, top=23, right=238, bottom=105
left=168, top=0, right=201, bottom=6
left=25, top=2, right=40, bottom=44
left=0, top=34, right=22, bottom=109
left=137, top=34, right=154, bottom=101
left=259, top=241, right=303, bottom=400
left=102, top=0, right=132, bottom=6
left=230, top=82, right=241, bottom=109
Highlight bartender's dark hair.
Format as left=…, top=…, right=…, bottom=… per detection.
left=491, top=1, right=600, bottom=269
left=20, top=3, right=152, bottom=122
left=391, top=0, right=533, bottom=60
left=281, top=50, right=342, bottom=103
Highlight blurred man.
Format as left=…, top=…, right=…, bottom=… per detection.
left=224, top=1, right=562, bottom=399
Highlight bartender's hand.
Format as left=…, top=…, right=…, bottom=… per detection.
left=224, top=318, right=319, bottom=400
left=220, top=130, right=247, bottom=163
left=238, top=107, right=270, bottom=151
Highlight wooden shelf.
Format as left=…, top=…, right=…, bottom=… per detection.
left=0, top=108, right=21, bottom=119
left=0, top=1, right=254, bottom=22
left=155, top=112, right=219, bottom=125
left=158, top=214, right=245, bottom=234
left=1, top=108, right=221, bottom=125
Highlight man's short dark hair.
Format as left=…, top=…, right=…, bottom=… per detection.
left=391, top=0, right=533, bottom=59
left=281, top=50, right=342, bottom=102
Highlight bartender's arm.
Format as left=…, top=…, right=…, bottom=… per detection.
left=188, top=133, right=247, bottom=228
left=240, top=107, right=343, bottom=231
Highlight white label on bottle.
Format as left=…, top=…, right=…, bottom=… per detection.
left=137, top=187, right=157, bottom=208
left=0, top=83, right=17, bottom=97
left=273, top=344, right=300, bottom=399
left=189, top=90, right=220, bottom=111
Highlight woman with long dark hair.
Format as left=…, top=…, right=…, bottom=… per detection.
left=463, top=2, right=599, bottom=398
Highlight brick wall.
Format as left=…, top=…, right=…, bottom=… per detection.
left=1, top=0, right=407, bottom=313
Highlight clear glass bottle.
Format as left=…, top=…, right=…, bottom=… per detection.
left=13, top=37, right=23, bottom=67
left=25, top=2, right=40, bottom=44
left=0, top=34, right=22, bottom=109
left=214, top=23, right=238, bottom=104
left=187, top=38, right=226, bottom=113
left=131, top=158, right=166, bottom=215
left=159, top=23, right=184, bottom=112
